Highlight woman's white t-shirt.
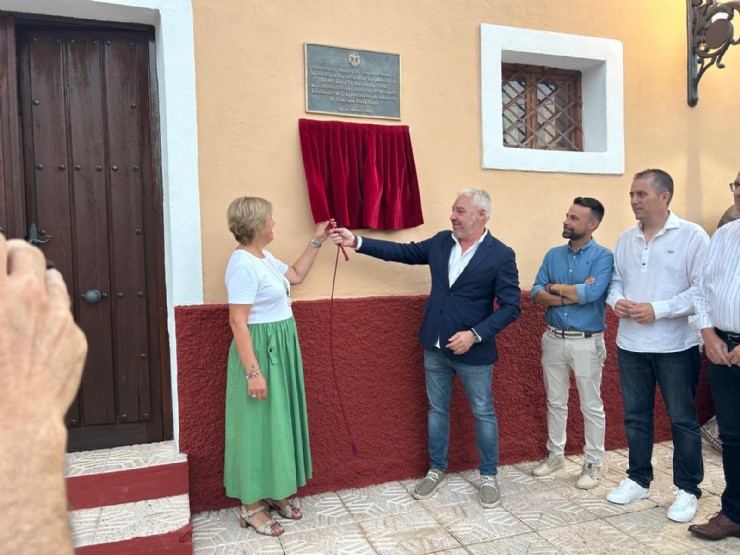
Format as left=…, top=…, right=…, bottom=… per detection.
left=225, top=249, right=292, bottom=324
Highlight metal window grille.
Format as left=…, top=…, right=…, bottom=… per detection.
left=501, top=63, right=583, bottom=151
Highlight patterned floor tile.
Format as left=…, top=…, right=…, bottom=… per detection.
left=602, top=451, right=671, bottom=483
left=104, top=440, right=186, bottom=472
left=503, top=491, right=600, bottom=531
left=425, top=501, right=532, bottom=544
left=65, top=448, right=110, bottom=477
left=275, top=492, right=355, bottom=534
left=360, top=508, right=462, bottom=554
left=66, top=440, right=186, bottom=477
left=192, top=508, right=283, bottom=554
left=700, top=443, right=723, bottom=468
left=187, top=440, right=736, bottom=555
left=652, top=442, right=677, bottom=474
left=502, top=461, right=583, bottom=497
left=337, top=480, right=417, bottom=522
left=571, top=493, right=658, bottom=518
left=538, top=519, right=651, bottom=554
left=683, top=536, right=740, bottom=555
left=466, top=531, right=560, bottom=554
left=496, top=465, right=566, bottom=496
left=68, top=507, right=101, bottom=547
left=699, top=463, right=727, bottom=497
left=606, top=506, right=717, bottom=554
left=93, top=494, right=190, bottom=545
left=280, top=522, right=375, bottom=554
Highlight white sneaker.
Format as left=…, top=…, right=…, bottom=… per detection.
left=575, top=461, right=601, bottom=490
left=531, top=455, right=564, bottom=477
left=606, top=478, right=650, bottom=504
left=667, top=489, right=698, bottom=522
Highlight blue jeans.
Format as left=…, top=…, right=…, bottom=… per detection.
left=708, top=331, right=740, bottom=522
left=424, top=348, right=498, bottom=475
left=617, top=346, right=703, bottom=497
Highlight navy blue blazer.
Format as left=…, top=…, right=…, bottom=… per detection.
left=358, top=230, right=521, bottom=365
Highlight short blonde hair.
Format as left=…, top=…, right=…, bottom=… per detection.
left=227, top=197, right=272, bottom=245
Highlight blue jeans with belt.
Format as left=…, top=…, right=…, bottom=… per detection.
left=617, top=346, right=703, bottom=497
left=708, top=330, right=740, bottom=523
left=424, top=348, right=498, bottom=475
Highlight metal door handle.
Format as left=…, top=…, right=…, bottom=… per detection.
left=81, top=289, right=104, bottom=304
left=27, top=223, right=51, bottom=246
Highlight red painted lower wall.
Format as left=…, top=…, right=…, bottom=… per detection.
left=176, top=293, right=713, bottom=513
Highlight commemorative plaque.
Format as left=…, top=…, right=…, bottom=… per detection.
left=305, top=43, right=401, bottom=120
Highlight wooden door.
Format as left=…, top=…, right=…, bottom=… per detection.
left=4, top=20, right=171, bottom=451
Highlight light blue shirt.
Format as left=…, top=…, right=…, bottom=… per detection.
left=531, top=239, right=614, bottom=332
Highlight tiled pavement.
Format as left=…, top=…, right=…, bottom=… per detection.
left=192, top=441, right=740, bottom=554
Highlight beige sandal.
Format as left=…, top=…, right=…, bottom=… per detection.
left=265, top=497, right=303, bottom=520
left=239, top=505, right=284, bottom=536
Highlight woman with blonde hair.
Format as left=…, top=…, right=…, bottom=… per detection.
left=224, top=196, right=331, bottom=536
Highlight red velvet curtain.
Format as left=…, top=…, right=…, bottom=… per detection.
left=298, top=119, right=424, bottom=230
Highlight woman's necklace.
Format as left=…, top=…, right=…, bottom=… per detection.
left=260, top=257, right=291, bottom=306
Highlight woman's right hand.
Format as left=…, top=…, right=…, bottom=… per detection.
left=247, top=374, right=267, bottom=400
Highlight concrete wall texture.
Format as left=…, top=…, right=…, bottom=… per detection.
left=192, top=0, right=740, bottom=304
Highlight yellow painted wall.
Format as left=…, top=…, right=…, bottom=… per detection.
left=193, top=0, right=740, bottom=303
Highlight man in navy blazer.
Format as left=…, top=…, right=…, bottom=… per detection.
left=331, top=189, right=520, bottom=508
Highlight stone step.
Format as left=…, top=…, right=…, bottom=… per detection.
left=66, top=441, right=193, bottom=554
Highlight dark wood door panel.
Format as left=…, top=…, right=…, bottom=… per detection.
left=10, top=22, right=170, bottom=451
left=0, top=16, right=23, bottom=237
left=18, top=32, right=74, bottom=278
left=66, top=35, right=117, bottom=426
left=105, top=37, right=151, bottom=424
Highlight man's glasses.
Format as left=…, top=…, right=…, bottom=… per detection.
left=731, top=181, right=740, bottom=192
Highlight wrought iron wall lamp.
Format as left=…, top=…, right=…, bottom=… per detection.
left=687, top=0, right=740, bottom=106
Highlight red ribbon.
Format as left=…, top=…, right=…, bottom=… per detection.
left=327, top=223, right=356, bottom=455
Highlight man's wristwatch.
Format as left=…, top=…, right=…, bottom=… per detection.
left=470, top=328, right=482, bottom=344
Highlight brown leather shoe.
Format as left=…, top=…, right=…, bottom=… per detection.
left=688, top=511, right=740, bottom=541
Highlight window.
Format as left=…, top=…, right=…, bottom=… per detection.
left=481, top=24, right=624, bottom=174
left=501, top=63, right=582, bottom=152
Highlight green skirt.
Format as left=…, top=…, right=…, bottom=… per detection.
left=224, top=316, right=312, bottom=504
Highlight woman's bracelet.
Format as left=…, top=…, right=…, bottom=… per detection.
left=246, top=369, right=262, bottom=380
left=309, top=239, right=321, bottom=249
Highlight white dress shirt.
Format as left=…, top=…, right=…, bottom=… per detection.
left=691, top=218, right=740, bottom=334
left=607, top=212, right=710, bottom=353
left=448, top=229, right=488, bottom=285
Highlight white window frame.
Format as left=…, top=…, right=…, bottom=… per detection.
left=481, top=23, right=624, bottom=174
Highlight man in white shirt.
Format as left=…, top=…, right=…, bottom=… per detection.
left=606, top=169, right=709, bottom=523
left=688, top=218, right=740, bottom=540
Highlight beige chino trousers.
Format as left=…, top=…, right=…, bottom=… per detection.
left=540, top=330, right=607, bottom=464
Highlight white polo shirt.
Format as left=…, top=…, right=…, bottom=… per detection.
left=607, top=212, right=709, bottom=353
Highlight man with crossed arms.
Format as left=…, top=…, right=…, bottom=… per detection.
left=530, top=197, right=612, bottom=489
